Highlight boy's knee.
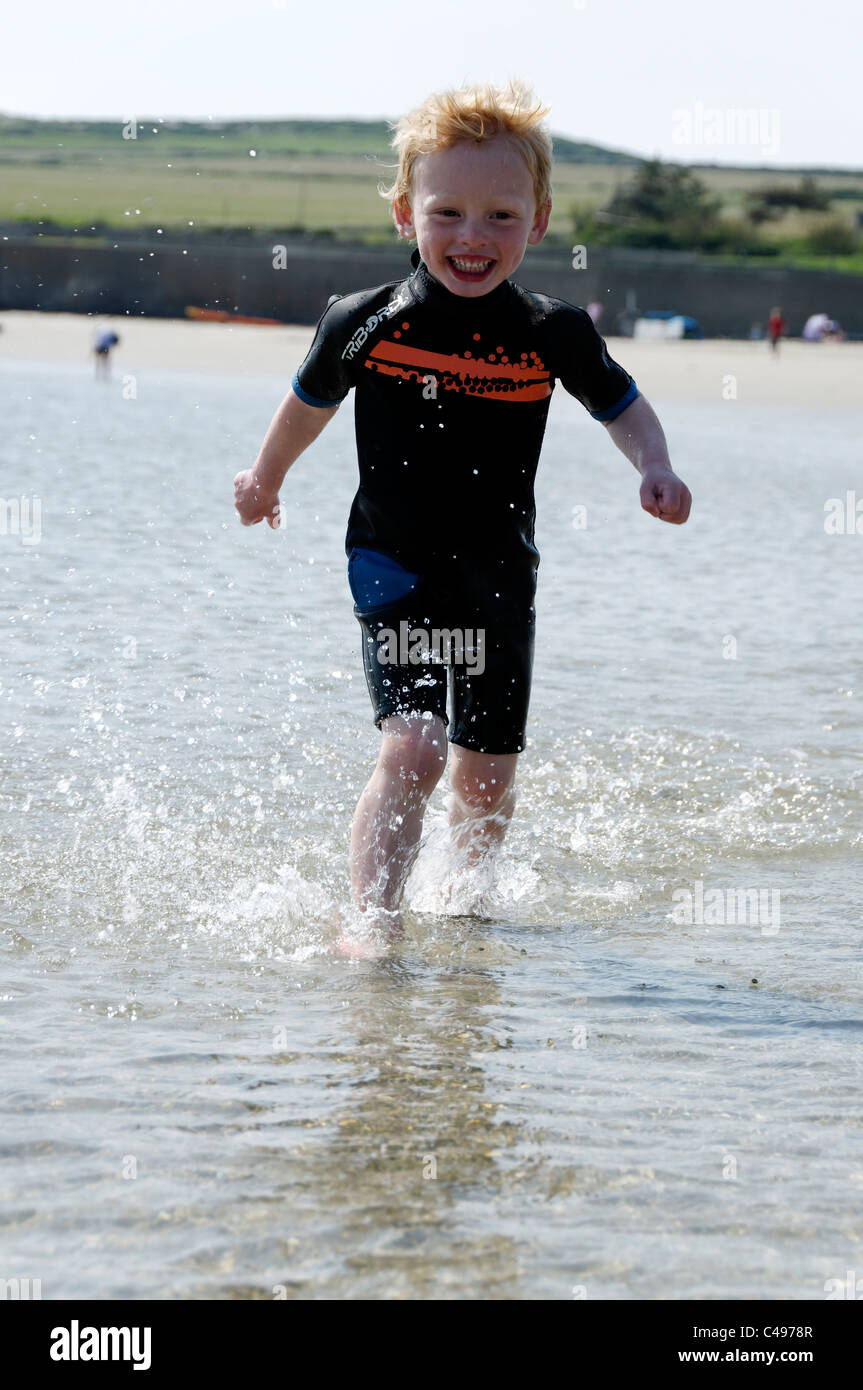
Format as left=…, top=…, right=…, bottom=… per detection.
left=450, top=767, right=515, bottom=817
left=378, top=713, right=447, bottom=790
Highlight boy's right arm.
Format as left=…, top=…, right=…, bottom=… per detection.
left=234, top=385, right=340, bottom=528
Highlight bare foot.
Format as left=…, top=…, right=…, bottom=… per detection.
left=336, top=906, right=404, bottom=958
left=439, top=855, right=496, bottom=918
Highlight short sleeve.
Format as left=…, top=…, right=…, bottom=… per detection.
left=548, top=303, right=639, bottom=422
left=292, top=296, right=358, bottom=408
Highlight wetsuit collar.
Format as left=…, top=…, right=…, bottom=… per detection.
left=409, top=245, right=514, bottom=314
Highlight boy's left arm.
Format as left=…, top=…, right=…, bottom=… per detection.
left=604, top=394, right=692, bottom=524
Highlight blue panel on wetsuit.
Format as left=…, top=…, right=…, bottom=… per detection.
left=348, top=548, right=420, bottom=608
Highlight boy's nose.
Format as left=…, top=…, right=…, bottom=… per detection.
left=456, top=228, right=491, bottom=249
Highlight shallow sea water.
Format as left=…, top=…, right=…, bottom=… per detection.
left=1, top=357, right=861, bottom=1299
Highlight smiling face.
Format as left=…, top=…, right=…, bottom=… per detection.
left=394, top=136, right=552, bottom=298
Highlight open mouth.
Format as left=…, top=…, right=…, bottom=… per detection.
left=446, top=255, right=496, bottom=282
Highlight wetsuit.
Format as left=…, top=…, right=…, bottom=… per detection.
left=293, top=248, right=638, bottom=754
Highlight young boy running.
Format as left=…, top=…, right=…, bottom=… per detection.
left=234, top=81, right=691, bottom=935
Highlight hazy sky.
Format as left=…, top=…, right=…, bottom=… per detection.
left=4, top=0, right=860, bottom=168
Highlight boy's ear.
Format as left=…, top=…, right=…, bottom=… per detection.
left=527, top=197, right=552, bottom=246
left=393, top=196, right=416, bottom=241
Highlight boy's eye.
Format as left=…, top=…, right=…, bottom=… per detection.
left=431, top=209, right=516, bottom=219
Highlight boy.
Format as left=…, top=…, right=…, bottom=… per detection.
left=234, top=81, right=691, bottom=938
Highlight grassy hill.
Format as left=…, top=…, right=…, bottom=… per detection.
left=2, top=115, right=862, bottom=255
left=0, top=114, right=642, bottom=162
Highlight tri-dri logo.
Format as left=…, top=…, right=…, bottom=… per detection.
left=340, top=286, right=412, bottom=362
left=49, top=1321, right=152, bottom=1371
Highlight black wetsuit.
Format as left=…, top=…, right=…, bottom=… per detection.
left=293, top=248, right=638, bottom=753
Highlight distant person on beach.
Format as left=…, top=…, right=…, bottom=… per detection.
left=767, top=306, right=786, bottom=352
left=234, top=81, right=692, bottom=946
left=586, top=300, right=603, bottom=327
left=92, top=326, right=119, bottom=377
left=802, top=312, right=843, bottom=343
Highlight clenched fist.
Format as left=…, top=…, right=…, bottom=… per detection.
left=233, top=469, right=281, bottom=529
left=640, top=465, right=692, bottom=524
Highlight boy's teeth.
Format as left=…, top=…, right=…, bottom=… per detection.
left=451, top=257, right=492, bottom=272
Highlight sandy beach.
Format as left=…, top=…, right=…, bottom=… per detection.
left=1, top=308, right=860, bottom=408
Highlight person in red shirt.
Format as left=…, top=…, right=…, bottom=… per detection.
left=767, top=306, right=786, bottom=352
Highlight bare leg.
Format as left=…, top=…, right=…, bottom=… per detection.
left=447, top=745, right=518, bottom=869
left=350, top=712, right=447, bottom=915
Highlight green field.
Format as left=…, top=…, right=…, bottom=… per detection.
left=2, top=116, right=863, bottom=254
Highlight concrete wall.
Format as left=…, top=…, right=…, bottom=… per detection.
left=2, top=235, right=861, bottom=337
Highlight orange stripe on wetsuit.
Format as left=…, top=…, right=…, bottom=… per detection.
left=365, top=338, right=552, bottom=401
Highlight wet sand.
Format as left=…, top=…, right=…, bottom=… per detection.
left=1, top=308, right=860, bottom=407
